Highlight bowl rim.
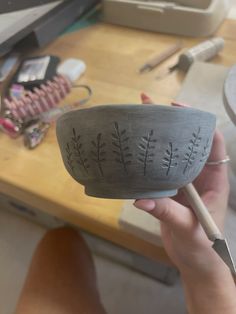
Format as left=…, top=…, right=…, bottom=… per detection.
left=57, top=103, right=216, bottom=124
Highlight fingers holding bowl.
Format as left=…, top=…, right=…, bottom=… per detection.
left=134, top=198, right=198, bottom=236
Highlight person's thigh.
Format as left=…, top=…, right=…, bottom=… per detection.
left=15, top=227, right=106, bottom=314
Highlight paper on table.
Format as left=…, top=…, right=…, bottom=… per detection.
left=176, top=61, right=230, bottom=128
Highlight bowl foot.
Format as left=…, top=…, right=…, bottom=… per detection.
left=85, top=185, right=178, bottom=199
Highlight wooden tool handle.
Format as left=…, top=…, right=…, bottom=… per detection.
left=139, top=41, right=182, bottom=72
left=148, top=41, right=182, bottom=68
left=183, top=183, right=223, bottom=242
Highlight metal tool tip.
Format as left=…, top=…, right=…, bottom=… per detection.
left=212, top=238, right=236, bottom=274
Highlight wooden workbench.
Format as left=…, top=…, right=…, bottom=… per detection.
left=1, top=19, right=236, bottom=265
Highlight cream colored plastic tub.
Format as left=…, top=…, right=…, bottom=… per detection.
left=102, top=0, right=230, bottom=37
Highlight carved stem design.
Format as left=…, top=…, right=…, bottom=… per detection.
left=138, top=130, right=156, bottom=176
left=65, top=143, right=74, bottom=173
left=71, top=128, right=89, bottom=174
left=91, top=133, right=106, bottom=176
left=162, top=142, right=179, bottom=176
left=112, top=122, right=132, bottom=174
left=183, top=127, right=201, bottom=174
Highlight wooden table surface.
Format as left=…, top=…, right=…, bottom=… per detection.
left=1, top=18, right=236, bottom=265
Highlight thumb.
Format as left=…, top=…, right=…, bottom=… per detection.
left=134, top=198, right=198, bottom=236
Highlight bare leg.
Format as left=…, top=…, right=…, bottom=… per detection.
left=15, top=227, right=106, bottom=314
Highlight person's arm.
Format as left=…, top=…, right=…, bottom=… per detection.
left=182, top=267, right=236, bottom=314
left=134, top=94, right=236, bottom=314
left=135, top=193, right=236, bottom=314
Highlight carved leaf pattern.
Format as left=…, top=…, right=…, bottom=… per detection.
left=200, top=138, right=210, bottom=162
left=71, top=128, right=90, bottom=174
left=91, top=133, right=106, bottom=176
left=64, top=125, right=207, bottom=180
left=112, top=122, right=132, bottom=174
left=138, top=129, right=157, bottom=176
left=162, top=142, right=179, bottom=175
left=182, top=127, right=201, bottom=174
left=65, top=142, right=74, bottom=173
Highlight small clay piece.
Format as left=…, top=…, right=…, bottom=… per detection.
left=56, top=104, right=216, bottom=199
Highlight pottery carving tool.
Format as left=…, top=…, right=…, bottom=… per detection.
left=156, top=37, right=225, bottom=79
left=183, top=183, right=236, bottom=273
left=139, top=41, right=183, bottom=74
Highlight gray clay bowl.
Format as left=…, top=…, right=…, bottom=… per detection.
left=56, top=104, right=216, bottom=199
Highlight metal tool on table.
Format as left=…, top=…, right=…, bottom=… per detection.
left=183, top=183, right=236, bottom=273
left=156, top=37, right=225, bottom=80
left=139, top=41, right=183, bottom=74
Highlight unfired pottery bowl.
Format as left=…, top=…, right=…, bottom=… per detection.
left=56, top=104, right=216, bottom=199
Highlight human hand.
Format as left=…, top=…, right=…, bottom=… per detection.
left=134, top=94, right=230, bottom=278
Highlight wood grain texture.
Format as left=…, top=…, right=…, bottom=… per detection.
left=0, top=19, right=236, bottom=264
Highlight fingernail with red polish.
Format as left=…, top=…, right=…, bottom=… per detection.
left=141, top=93, right=151, bottom=103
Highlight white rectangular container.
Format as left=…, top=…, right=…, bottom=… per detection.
left=102, top=0, right=229, bottom=37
